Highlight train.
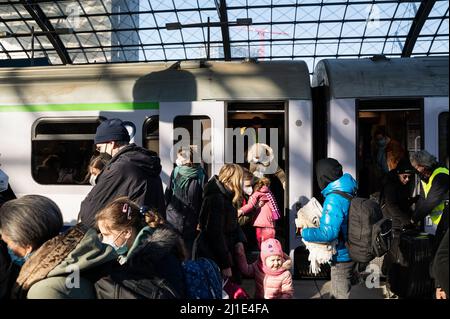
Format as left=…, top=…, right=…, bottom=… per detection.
left=0, top=56, right=448, bottom=263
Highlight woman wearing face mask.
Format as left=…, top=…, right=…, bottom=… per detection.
left=194, top=164, right=244, bottom=281
left=0, top=195, right=116, bottom=299
left=165, top=146, right=207, bottom=258
left=96, top=196, right=187, bottom=298
left=86, top=153, right=112, bottom=186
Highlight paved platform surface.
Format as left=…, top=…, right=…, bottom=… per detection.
left=241, top=278, right=388, bottom=299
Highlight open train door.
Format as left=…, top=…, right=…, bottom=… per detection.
left=159, top=101, right=225, bottom=188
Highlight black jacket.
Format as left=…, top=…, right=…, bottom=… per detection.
left=114, top=225, right=186, bottom=298
left=0, top=184, right=16, bottom=208
left=78, top=144, right=166, bottom=228
left=195, top=176, right=240, bottom=270
left=413, top=166, right=449, bottom=224
left=165, top=168, right=206, bottom=243
left=0, top=240, right=16, bottom=299
left=380, top=171, right=413, bottom=230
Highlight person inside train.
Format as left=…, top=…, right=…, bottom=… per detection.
left=95, top=197, right=186, bottom=298
left=0, top=195, right=116, bottom=299
left=0, top=168, right=16, bottom=208
left=373, top=126, right=406, bottom=174
left=78, top=118, right=166, bottom=228
left=194, top=164, right=245, bottom=283
left=297, top=158, right=358, bottom=299
left=165, top=146, right=207, bottom=259
left=410, top=150, right=449, bottom=247
left=35, top=154, right=61, bottom=184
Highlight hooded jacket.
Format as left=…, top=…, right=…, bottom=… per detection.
left=195, top=176, right=240, bottom=270
left=78, top=144, right=166, bottom=228
left=117, top=225, right=186, bottom=297
left=11, top=224, right=117, bottom=299
left=302, top=173, right=357, bottom=263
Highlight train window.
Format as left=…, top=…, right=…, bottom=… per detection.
left=439, top=112, right=448, bottom=165
left=173, top=115, right=211, bottom=178
left=31, top=117, right=103, bottom=185
left=143, top=115, right=159, bottom=155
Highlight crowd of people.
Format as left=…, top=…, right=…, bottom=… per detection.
left=0, top=118, right=448, bottom=299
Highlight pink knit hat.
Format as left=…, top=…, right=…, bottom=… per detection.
left=260, top=238, right=283, bottom=262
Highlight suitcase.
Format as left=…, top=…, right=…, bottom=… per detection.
left=387, top=230, right=434, bottom=298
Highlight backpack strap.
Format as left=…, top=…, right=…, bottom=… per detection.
left=330, top=190, right=354, bottom=201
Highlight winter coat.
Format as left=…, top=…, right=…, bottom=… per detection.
left=11, top=224, right=117, bottom=299
left=240, top=186, right=279, bottom=228
left=0, top=184, right=16, bottom=208
left=165, top=167, right=206, bottom=247
left=194, top=176, right=240, bottom=270
left=0, top=240, right=18, bottom=299
left=301, top=173, right=357, bottom=263
left=380, top=171, right=413, bottom=230
left=239, top=262, right=293, bottom=299
left=78, top=144, right=166, bottom=228
left=117, top=225, right=186, bottom=298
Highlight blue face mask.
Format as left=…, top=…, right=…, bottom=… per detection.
left=110, top=241, right=128, bottom=256
left=7, top=247, right=32, bottom=267
left=102, top=231, right=129, bottom=256
left=377, top=138, right=386, bottom=147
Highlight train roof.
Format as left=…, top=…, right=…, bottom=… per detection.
left=0, top=60, right=311, bottom=105
left=312, top=56, right=449, bottom=98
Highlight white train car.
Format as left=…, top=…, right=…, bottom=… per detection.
left=0, top=60, right=313, bottom=260
left=312, top=56, right=449, bottom=197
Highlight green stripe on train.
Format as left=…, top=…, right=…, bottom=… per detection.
left=0, top=102, right=159, bottom=112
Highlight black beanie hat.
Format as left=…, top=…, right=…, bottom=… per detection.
left=316, top=158, right=343, bottom=190
left=395, top=157, right=415, bottom=174
left=94, top=119, right=130, bottom=144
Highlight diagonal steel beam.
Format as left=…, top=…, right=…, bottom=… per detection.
left=402, top=0, right=437, bottom=57
left=215, top=0, right=231, bottom=60
left=20, top=0, right=72, bottom=64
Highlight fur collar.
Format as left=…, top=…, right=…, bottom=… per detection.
left=12, top=224, right=87, bottom=298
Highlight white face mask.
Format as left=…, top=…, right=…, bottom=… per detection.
left=89, top=174, right=97, bottom=186
left=244, top=186, right=253, bottom=196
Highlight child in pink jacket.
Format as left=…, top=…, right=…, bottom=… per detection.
left=235, top=238, right=293, bottom=299
left=238, top=177, right=280, bottom=248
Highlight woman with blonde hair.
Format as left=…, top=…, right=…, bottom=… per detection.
left=194, top=164, right=244, bottom=279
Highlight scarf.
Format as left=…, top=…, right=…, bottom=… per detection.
left=172, top=165, right=205, bottom=193
left=295, top=197, right=336, bottom=275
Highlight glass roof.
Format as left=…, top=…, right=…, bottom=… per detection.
left=0, top=0, right=448, bottom=73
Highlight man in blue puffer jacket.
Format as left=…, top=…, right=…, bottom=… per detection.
left=299, top=158, right=358, bottom=299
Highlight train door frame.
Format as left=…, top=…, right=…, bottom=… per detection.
left=159, top=101, right=225, bottom=189
left=355, top=98, right=424, bottom=197
left=225, top=100, right=313, bottom=262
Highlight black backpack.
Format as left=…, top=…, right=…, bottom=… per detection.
left=95, top=274, right=180, bottom=299
left=332, top=191, right=392, bottom=263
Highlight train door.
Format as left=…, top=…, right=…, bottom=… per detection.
left=356, top=99, right=422, bottom=197
left=159, top=101, right=225, bottom=188
left=226, top=101, right=313, bottom=260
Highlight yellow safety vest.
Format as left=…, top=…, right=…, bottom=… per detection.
left=421, top=167, right=449, bottom=226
